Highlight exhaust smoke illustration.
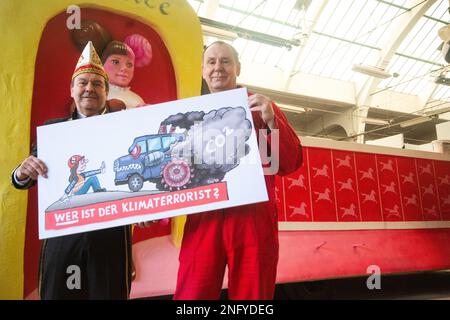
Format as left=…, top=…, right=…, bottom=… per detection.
left=113, top=107, right=252, bottom=191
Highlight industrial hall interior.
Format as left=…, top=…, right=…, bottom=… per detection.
left=191, top=0, right=450, bottom=149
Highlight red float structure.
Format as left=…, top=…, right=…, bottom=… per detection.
left=131, top=136, right=450, bottom=298
left=275, top=137, right=450, bottom=285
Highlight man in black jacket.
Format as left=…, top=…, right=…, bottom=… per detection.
left=12, top=41, right=131, bottom=299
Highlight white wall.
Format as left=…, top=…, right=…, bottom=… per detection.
left=436, top=121, right=450, bottom=140
left=287, top=72, right=355, bottom=105
left=404, top=143, right=433, bottom=152
left=370, top=90, right=422, bottom=114
left=239, top=62, right=285, bottom=91
left=365, top=134, right=404, bottom=148
left=239, top=62, right=356, bottom=106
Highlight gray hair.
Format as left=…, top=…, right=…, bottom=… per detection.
left=203, top=41, right=240, bottom=63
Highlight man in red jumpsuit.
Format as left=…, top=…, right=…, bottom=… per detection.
left=174, top=41, right=303, bottom=300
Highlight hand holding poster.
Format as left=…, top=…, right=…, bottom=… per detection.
left=37, top=88, right=268, bottom=239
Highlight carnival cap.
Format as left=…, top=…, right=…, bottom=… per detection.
left=72, top=41, right=108, bottom=81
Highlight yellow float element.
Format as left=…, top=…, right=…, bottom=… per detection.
left=0, top=0, right=202, bottom=299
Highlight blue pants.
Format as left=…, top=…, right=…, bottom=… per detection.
left=75, top=176, right=101, bottom=195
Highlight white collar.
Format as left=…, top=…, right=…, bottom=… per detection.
left=110, top=84, right=131, bottom=91
left=77, top=107, right=107, bottom=118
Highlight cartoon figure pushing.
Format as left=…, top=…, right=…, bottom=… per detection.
left=60, top=155, right=106, bottom=202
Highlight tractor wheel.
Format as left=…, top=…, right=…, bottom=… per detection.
left=160, top=159, right=194, bottom=191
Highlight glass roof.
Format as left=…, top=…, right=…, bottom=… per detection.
left=188, top=0, right=450, bottom=109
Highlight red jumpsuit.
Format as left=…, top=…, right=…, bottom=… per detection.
left=174, top=98, right=302, bottom=300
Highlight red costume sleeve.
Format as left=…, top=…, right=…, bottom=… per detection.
left=266, top=102, right=303, bottom=176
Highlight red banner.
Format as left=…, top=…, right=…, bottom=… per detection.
left=45, top=182, right=228, bottom=230
left=279, top=147, right=450, bottom=225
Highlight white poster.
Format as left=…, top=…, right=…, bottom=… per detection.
left=37, top=88, right=268, bottom=239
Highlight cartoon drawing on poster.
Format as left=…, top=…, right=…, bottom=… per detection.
left=60, top=155, right=107, bottom=202
left=38, top=88, right=268, bottom=239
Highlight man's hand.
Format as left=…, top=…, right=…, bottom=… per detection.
left=248, top=94, right=276, bottom=130
left=100, top=161, right=106, bottom=174
left=16, top=156, right=48, bottom=181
